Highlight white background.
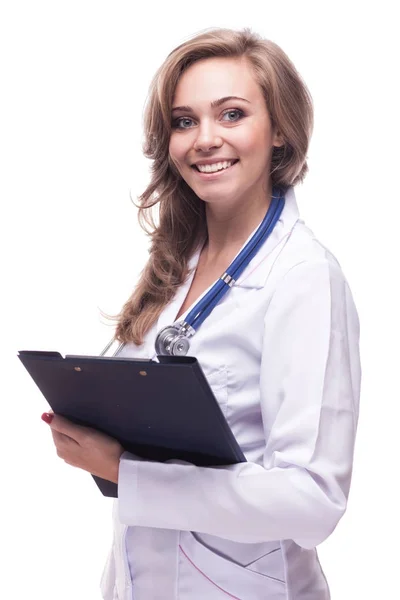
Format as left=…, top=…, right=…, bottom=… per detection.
left=1, top=1, right=399, bottom=598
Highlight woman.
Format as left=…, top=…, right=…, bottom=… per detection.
left=42, top=27, right=361, bottom=599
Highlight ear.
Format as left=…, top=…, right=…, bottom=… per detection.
left=272, top=129, right=285, bottom=148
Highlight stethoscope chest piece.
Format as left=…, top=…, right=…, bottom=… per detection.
left=154, top=324, right=191, bottom=356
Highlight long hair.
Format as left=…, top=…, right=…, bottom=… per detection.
left=114, top=27, right=313, bottom=345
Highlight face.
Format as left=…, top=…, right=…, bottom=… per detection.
left=168, top=57, right=283, bottom=211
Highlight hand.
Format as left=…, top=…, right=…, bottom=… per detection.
left=42, top=412, right=124, bottom=484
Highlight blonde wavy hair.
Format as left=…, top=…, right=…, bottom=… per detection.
left=113, top=27, right=314, bottom=345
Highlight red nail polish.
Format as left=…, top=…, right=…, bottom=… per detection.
left=41, top=412, right=54, bottom=424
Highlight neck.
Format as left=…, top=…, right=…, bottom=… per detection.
left=201, top=184, right=273, bottom=265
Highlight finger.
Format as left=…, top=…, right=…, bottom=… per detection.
left=51, top=431, right=77, bottom=461
left=51, top=429, right=78, bottom=446
left=48, top=414, right=89, bottom=442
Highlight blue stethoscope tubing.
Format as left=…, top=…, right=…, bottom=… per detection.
left=181, top=187, right=285, bottom=333
left=101, top=187, right=286, bottom=357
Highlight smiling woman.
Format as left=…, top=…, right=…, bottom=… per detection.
left=42, top=26, right=360, bottom=600
left=115, top=28, right=313, bottom=346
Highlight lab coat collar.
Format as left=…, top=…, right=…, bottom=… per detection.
left=234, top=186, right=300, bottom=289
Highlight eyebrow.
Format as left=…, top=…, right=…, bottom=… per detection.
left=171, top=96, right=251, bottom=113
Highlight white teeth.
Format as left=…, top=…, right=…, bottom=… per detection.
left=196, top=160, right=235, bottom=173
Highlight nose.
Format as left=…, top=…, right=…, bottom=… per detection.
left=193, top=121, right=223, bottom=152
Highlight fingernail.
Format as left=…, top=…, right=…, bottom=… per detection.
left=41, top=412, right=54, bottom=424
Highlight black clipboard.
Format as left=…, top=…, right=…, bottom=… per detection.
left=18, top=350, right=246, bottom=497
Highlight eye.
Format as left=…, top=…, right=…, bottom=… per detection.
left=171, top=108, right=245, bottom=130
left=172, top=117, right=195, bottom=129
left=221, top=108, right=244, bottom=122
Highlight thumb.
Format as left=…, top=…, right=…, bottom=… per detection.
left=41, top=413, right=87, bottom=442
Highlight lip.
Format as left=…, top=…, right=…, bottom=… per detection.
left=191, top=160, right=239, bottom=180
left=192, top=158, right=238, bottom=166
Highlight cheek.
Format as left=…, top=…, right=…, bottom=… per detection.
left=234, top=126, right=269, bottom=156
left=169, top=134, right=187, bottom=165
left=168, top=138, right=191, bottom=180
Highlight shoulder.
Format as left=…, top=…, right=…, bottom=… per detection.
left=274, top=219, right=353, bottom=293
left=276, top=187, right=349, bottom=284
left=277, top=220, right=344, bottom=279
left=254, top=190, right=359, bottom=331
left=255, top=210, right=349, bottom=300
left=261, top=221, right=360, bottom=337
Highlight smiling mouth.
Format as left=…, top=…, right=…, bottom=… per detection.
left=192, top=159, right=239, bottom=174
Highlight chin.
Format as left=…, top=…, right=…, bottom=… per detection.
left=191, top=180, right=239, bottom=199
left=197, top=193, right=240, bottom=207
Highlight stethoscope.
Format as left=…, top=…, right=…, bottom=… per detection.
left=101, top=187, right=285, bottom=358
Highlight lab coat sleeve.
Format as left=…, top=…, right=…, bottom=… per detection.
left=117, top=259, right=361, bottom=548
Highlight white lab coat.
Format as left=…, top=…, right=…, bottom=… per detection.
left=100, top=186, right=361, bottom=600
